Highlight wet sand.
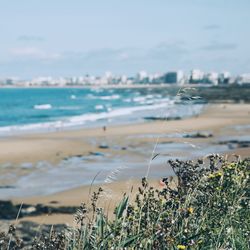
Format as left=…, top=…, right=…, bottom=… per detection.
left=1, top=103, right=250, bottom=165
left=0, top=103, right=250, bottom=225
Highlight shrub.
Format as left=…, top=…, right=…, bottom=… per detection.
left=2, top=155, right=250, bottom=249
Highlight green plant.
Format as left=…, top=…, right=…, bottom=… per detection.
left=3, top=155, right=249, bottom=249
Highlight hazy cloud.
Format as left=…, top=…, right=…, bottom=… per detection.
left=201, top=41, right=238, bottom=51
left=61, top=47, right=144, bottom=63
left=59, top=42, right=188, bottom=65
left=9, top=47, right=61, bottom=60
left=147, top=41, right=188, bottom=60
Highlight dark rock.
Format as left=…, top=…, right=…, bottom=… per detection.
left=0, top=201, right=19, bottom=220
left=49, top=200, right=59, bottom=204
left=0, top=185, right=15, bottom=189
left=218, top=140, right=250, bottom=149
left=0, top=200, right=78, bottom=220
left=89, top=151, right=105, bottom=157
left=183, top=132, right=213, bottom=138
left=75, top=154, right=83, bottom=158
left=26, top=204, right=78, bottom=216
left=98, top=144, right=109, bottom=149
left=166, top=117, right=181, bottom=121
left=144, top=116, right=181, bottom=121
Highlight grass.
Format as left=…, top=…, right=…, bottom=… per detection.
left=1, top=155, right=249, bottom=249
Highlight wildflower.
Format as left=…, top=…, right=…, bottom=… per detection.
left=160, top=198, right=166, bottom=205
left=227, top=163, right=236, bottom=169
left=208, top=173, right=215, bottom=178
left=187, top=207, right=194, bottom=214
left=215, top=172, right=222, bottom=177
left=209, top=172, right=222, bottom=178
left=177, top=245, right=186, bottom=249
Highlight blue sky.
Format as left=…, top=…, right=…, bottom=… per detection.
left=0, top=0, right=250, bottom=78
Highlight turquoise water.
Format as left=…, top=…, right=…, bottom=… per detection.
left=0, top=87, right=203, bottom=135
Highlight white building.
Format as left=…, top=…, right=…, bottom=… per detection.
left=136, top=70, right=148, bottom=82
left=218, top=71, right=231, bottom=84
left=237, top=73, right=250, bottom=84
left=204, top=72, right=219, bottom=85
left=190, top=69, right=204, bottom=83
left=120, top=75, right=128, bottom=84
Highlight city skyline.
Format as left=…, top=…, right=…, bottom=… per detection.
left=0, top=0, right=250, bottom=77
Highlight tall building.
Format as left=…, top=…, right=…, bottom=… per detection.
left=236, top=74, right=250, bottom=85
left=218, top=72, right=231, bottom=84
left=136, top=71, right=148, bottom=83
left=163, top=71, right=184, bottom=84
left=204, top=72, right=219, bottom=85
left=190, top=69, right=204, bottom=83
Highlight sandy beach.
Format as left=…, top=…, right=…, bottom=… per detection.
left=1, top=103, right=250, bottom=165
left=1, top=103, right=250, bottom=225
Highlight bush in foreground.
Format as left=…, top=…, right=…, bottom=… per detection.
left=2, top=155, right=250, bottom=249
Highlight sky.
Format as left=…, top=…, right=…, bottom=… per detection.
left=0, top=0, right=250, bottom=78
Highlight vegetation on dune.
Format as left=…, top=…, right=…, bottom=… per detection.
left=1, top=155, right=249, bottom=249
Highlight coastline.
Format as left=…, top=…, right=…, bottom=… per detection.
left=0, top=83, right=209, bottom=89
left=0, top=103, right=249, bottom=165
left=0, top=103, right=249, bottom=225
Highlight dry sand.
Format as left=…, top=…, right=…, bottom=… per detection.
left=1, top=103, right=250, bottom=165
left=0, top=103, right=249, bottom=225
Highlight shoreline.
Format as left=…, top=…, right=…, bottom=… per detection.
left=0, top=103, right=250, bottom=165
left=0, top=83, right=210, bottom=89
left=0, top=103, right=249, bottom=225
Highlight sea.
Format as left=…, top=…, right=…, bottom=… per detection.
left=0, top=87, right=204, bottom=136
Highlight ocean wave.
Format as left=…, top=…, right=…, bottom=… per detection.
left=95, top=105, right=104, bottom=110
left=123, top=98, right=132, bottom=103
left=86, top=94, right=97, bottom=99
left=57, top=106, right=82, bottom=110
left=0, top=100, right=176, bottom=135
left=0, top=100, right=204, bottom=136
left=133, top=96, right=146, bottom=102
left=33, top=104, right=52, bottom=110
left=100, top=94, right=120, bottom=100
left=68, top=102, right=171, bottom=124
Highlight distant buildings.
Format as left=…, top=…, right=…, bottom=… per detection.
left=218, top=72, right=231, bottom=84
left=190, top=69, right=204, bottom=83
left=136, top=71, right=148, bottom=83
left=0, top=68, right=249, bottom=87
left=203, top=72, right=219, bottom=85
left=236, top=73, right=250, bottom=85
left=162, top=71, right=184, bottom=84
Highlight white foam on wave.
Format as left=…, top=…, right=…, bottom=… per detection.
left=123, top=98, right=132, bottom=103
left=33, top=104, right=52, bottom=110
left=57, top=106, right=81, bottom=110
left=100, top=94, right=120, bottom=100
left=86, top=94, right=97, bottom=99
left=0, top=98, right=203, bottom=135
left=0, top=100, right=176, bottom=135
left=57, top=101, right=175, bottom=126
left=91, top=88, right=103, bottom=93
left=146, top=94, right=154, bottom=99
left=95, top=105, right=104, bottom=110
left=133, top=96, right=146, bottom=102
